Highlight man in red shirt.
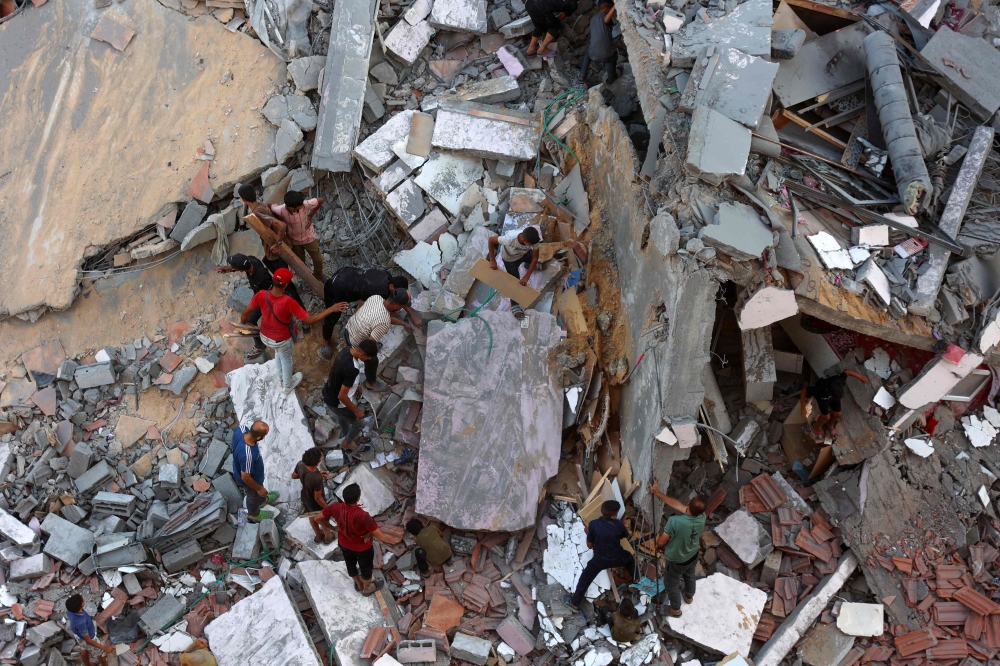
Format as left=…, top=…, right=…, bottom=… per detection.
left=311, top=483, right=391, bottom=595
left=240, top=268, right=345, bottom=393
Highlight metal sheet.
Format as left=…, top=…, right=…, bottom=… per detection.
left=773, top=23, right=871, bottom=107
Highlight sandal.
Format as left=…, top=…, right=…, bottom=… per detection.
left=354, top=580, right=362, bottom=592
left=245, top=348, right=263, bottom=361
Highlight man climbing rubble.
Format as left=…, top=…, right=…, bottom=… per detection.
left=565, top=500, right=637, bottom=611
left=321, top=339, right=379, bottom=453
left=798, top=369, right=869, bottom=483
left=311, top=483, right=392, bottom=596
left=524, top=0, right=578, bottom=56
left=488, top=226, right=541, bottom=320
left=578, top=0, right=618, bottom=85
left=216, top=253, right=302, bottom=361
left=270, top=191, right=325, bottom=283
left=66, top=594, right=115, bottom=666
left=240, top=267, right=345, bottom=393
left=292, top=447, right=331, bottom=543
left=318, top=268, right=421, bottom=361
left=231, top=420, right=279, bottom=521
left=648, top=479, right=706, bottom=618
left=343, top=290, right=413, bottom=389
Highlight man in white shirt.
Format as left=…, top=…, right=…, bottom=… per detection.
left=488, top=226, right=541, bottom=319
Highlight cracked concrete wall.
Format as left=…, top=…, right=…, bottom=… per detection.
left=585, top=90, right=719, bottom=505
left=612, top=0, right=666, bottom=124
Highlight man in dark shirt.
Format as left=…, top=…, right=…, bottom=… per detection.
left=525, top=0, right=579, bottom=56
left=579, top=0, right=618, bottom=84
left=216, top=253, right=302, bottom=360
left=799, top=369, right=868, bottom=481
left=230, top=420, right=278, bottom=521
left=322, top=340, right=379, bottom=451
left=292, top=447, right=330, bottom=542
left=319, top=268, right=421, bottom=360
left=566, top=500, right=637, bottom=610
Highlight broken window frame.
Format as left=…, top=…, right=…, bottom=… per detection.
left=941, top=368, right=991, bottom=402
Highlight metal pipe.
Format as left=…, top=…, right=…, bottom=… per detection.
left=864, top=30, right=932, bottom=214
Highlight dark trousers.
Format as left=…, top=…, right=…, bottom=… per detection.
left=527, top=6, right=562, bottom=38
left=332, top=405, right=364, bottom=444
left=343, top=329, right=378, bottom=385
left=322, top=310, right=343, bottom=343
left=342, top=544, right=375, bottom=579
left=665, top=557, right=698, bottom=610
left=415, top=547, right=430, bottom=574
left=580, top=52, right=617, bottom=83
left=247, top=308, right=266, bottom=349
left=570, top=552, right=637, bottom=607
left=504, top=253, right=532, bottom=280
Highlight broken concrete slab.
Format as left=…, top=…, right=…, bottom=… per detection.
left=408, top=208, right=449, bottom=244
left=395, top=242, right=443, bottom=290
left=429, top=0, right=487, bottom=34
left=0, top=508, right=40, bottom=548
left=772, top=23, right=868, bottom=107
left=431, top=101, right=540, bottom=163
left=288, top=55, right=326, bottom=92
left=922, top=27, right=1000, bottom=120
left=373, top=160, right=412, bottom=196
left=693, top=48, right=779, bottom=128
left=385, top=178, right=427, bottom=226
left=263, top=94, right=318, bottom=132
left=416, top=311, right=563, bottom=530
left=798, top=622, right=856, bottom=666
left=665, top=573, right=767, bottom=656
left=405, top=0, right=433, bottom=24
left=74, top=362, right=117, bottom=389
left=384, top=19, right=434, bottom=67
left=686, top=106, right=751, bottom=186
left=714, top=507, right=773, bottom=568
left=806, top=232, right=853, bottom=270
left=10, top=553, right=51, bottom=581
left=299, top=560, right=386, bottom=644
left=443, top=226, right=490, bottom=297
left=205, top=577, right=324, bottom=666
left=671, top=0, right=772, bottom=68
left=312, top=0, right=378, bottom=172
left=700, top=202, right=773, bottom=262
left=755, top=553, right=858, bottom=666
left=275, top=119, right=305, bottom=164
left=354, top=110, right=417, bottom=173
left=228, top=360, right=319, bottom=514
left=738, top=286, right=798, bottom=330
left=284, top=516, right=339, bottom=559
left=39, top=513, right=95, bottom=567
left=170, top=201, right=209, bottom=244
left=896, top=352, right=984, bottom=409
left=335, top=464, right=396, bottom=516
left=413, top=152, right=484, bottom=216
left=421, top=76, right=521, bottom=112
left=542, top=510, right=611, bottom=601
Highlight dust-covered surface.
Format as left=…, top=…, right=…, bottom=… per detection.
left=0, top=0, right=283, bottom=320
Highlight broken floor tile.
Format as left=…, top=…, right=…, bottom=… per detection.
left=699, top=202, right=773, bottom=262
left=384, top=19, right=434, bottom=67
left=91, top=16, right=135, bottom=51
left=354, top=110, right=416, bottom=173
left=385, top=178, right=427, bottom=226
left=395, top=242, right=443, bottom=290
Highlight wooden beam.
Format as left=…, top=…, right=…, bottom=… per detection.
left=243, top=213, right=324, bottom=295
left=779, top=109, right=848, bottom=149
left=783, top=0, right=860, bottom=20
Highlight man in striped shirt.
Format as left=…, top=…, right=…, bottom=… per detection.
left=343, top=289, right=412, bottom=389
left=270, top=191, right=324, bottom=283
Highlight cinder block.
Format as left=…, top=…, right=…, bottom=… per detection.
left=56, top=360, right=78, bottom=381
left=451, top=632, right=491, bottom=665
left=198, top=439, right=229, bottom=477
left=60, top=504, right=87, bottom=524
left=19, top=644, right=42, bottom=666
left=92, top=491, right=137, bottom=518
left=147, top=500, right=170, bottom=528
left=158, top=463, right=180, bottom=489
left=9, top=553, right=51, bottom=581
left=74, top=362, right=117, bottom=389
left=496, top=616, right=534, bottom=656
left=66, top=442, right=94, bottom=479
left=258, top=519, right=279, bottom=552
left=74, top=460, right=114, bottom=495
left=397, top=639, right=437, bottom=663
left=25, top=620, right=62, bottom=647
left=140, top=594, right=184, bottom=636
left=232, top=522, right=260, bottom=562
left=212, top=474, right=242, bottom=513
left=160, top=541, right=204, bottom=574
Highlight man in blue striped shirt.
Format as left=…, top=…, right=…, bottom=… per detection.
left=231, top=420, right=278, bottom=520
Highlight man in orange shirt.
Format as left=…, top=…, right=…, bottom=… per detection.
left=241, top=268, right=344, bottom=393
left=311, top=483, right=391, bottom=595
left=271, top=191, right=325, bottom=283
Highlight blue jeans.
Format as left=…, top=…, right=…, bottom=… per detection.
left=260, top=334, right=294, bottom=387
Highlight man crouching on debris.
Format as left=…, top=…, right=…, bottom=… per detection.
left=649, top=479, right=706, bottom=617
left=799, top=370, right=868, bottom=483
left=240, top=267, right=345, bottom=393
left=322, top=340, right=380, bottom=453
left=488, top=226, right=541, bottom=320
left=565, top=500, right=637, bottom=611
left=66, top=594, right=115, bottom=666
left=525, top=0, right=579, bottom=56
left=312, top=483, right=391, bottom=596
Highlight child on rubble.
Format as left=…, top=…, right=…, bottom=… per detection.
left=66, top=594, right=115, bottom=666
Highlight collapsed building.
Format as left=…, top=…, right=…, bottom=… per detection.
left=4, top=0, right=1000, bottom=662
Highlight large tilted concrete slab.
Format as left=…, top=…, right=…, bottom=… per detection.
left=664, top=573, right=767, bottom=657
left=431, top=101, right=541, bottom=162
left=896, top=351, right=984, bottom=409
left=415, top=310, right=563, bottom=531
left=312, top=0, right=379, bottom=171
left=670, top=0, right=772, bottom=68
left=204, top=577, right=323, bottom=666
left=298, top=560, right=386, bottom=645
left=227, top=360, right=316, bottom=514
left=0, top=0, right=282, bottom=319
left=754, top=554, right=858, bottom=666
left=909, top=126, right=994, bottom=315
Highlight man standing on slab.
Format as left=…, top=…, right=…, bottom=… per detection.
left=649, top=479, right=707, bottom=617
left=321, top=340, right=379, bottom=452
left=311, top=482, right=391, bottom=595
left=230, top=420, right=280, bottom=522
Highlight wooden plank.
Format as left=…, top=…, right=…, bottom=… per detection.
left=783, top=0, right=860, bottom=20
left=243, top=213, right=324, bottom=295
left=468, top=257, right=541, bottom=308
left=558, top=288, right=588, bottom=337
left=780, top=109, right=848, bottom=149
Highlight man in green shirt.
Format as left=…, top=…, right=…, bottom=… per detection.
left=406, top=519, right=452, bottom=577
left=650, top=478, right=707, bottom=617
